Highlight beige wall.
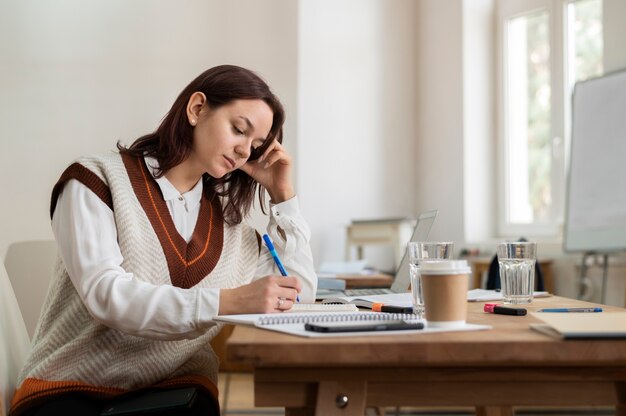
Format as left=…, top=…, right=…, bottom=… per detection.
left=0, top=0, right=298, bottom=257
left=298, top=0, right=417, bottom=269
left=414, top=0, right=465, bottom=244
left=0, top=0, right=418, bottom=273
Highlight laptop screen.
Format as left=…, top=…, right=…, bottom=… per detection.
left=389, top=209, right=438, bottom=292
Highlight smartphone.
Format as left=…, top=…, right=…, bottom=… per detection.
left=100, top=387, right=197, bottom=416
left=304, top=320, right=424, bottom=333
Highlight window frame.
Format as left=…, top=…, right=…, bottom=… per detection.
left=496, top=0, right=570, bottom=237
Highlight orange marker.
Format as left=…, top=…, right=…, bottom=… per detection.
left=372, top=303, right=413, bottom=314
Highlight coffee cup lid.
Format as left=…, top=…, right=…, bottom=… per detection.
left=419, top=260, right=471, bottom=275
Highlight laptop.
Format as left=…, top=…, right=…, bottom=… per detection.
left=316, top=209, right=438, bottom=300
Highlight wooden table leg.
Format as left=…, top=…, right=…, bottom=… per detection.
left=616, top=382, right=626, bottom=416
left=314, top=380, right=367, bottom=416
left=476, top=406, right=514, bottom=416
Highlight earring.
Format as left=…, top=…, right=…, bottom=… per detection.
left=191, top=119, right=197, bottom=126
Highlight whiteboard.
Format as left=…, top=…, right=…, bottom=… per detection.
left=564, top=69, right=626, bottom=252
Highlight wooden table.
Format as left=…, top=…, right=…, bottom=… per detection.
left=226, top=296, right=626, bottom=416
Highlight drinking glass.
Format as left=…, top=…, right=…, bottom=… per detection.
left=497, top=242, right=536, bottom=304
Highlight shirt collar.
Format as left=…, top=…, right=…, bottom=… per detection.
left=144, top=156, right=203, bottom=206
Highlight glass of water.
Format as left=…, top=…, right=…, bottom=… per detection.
left=407, top=242, right=455, bottom=318
left=496, top=242, right=537, bottom=304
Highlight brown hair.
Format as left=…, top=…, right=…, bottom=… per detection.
left=119, top=65, right=285, bottom=225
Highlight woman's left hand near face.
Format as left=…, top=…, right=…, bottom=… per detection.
left=239, top=140, right=295, bottom=203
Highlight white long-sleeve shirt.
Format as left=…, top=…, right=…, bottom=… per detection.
left=51, top=157, right=316, bottom=339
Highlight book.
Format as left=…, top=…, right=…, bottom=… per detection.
left=215, top=310, right=491, bottom=338
left=530, top=312, right=626, bottom=339
left=288, top=303, right=357, bottom=312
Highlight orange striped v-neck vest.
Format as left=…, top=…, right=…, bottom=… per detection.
left=11, top=152, right=259, bottom=415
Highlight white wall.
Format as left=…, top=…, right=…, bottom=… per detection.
left=0, top=0, right=298, bottom=257
left=414, top=0, right=497, bottom=248
left=462, top=0, right=496, bottom=243
left=1, top=0, right=418, bottom=272
left=414, top=0, right=465, bottom=245
left=298, top=0, right=417, bottom=270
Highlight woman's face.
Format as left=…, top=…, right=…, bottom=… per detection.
left=191, top=99, right=274, bottom=178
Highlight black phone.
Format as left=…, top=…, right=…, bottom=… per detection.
left=304, top=320, right=424, bottom=333
left=100, top=387, right=197, bottom=416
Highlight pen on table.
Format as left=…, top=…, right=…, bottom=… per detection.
left=484, top=303, right=527, bottom=316
left=371, top=303, right=414, bottom=314
left=262, top=234, right=299, bottom=302
left=537, top=307, right=602, bottom=313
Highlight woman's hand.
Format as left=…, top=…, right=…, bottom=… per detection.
left=239, top=140, right=295, bottom=203
left=218, top=275, right=302, bottom=315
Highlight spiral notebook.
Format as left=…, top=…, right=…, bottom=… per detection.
left=215, top=311, right=491, bottom=338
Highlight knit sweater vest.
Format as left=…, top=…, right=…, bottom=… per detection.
left=11, top=152, right=260, bottom=415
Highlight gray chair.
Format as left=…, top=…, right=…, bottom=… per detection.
left=4, top=240, right=57, bottom=340
left=0, top=261, right=31, bottom=415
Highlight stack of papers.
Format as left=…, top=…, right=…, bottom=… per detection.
left=319, top=290, right=551, bottom=309
left=467, top=289, right=550, bottom=302
left=321, top=293, right=412, bottom=308
left=318, top=260, right=368, bottom=275
left=288, top=303, right=358, bottom=313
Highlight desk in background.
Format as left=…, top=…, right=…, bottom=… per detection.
left=323, top=273, right=393, bottom=289
left=345, top=218, right=415, bottom=268
left=226, top=296, right=626, bottom=416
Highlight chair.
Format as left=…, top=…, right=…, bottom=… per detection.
left=0, top=262, right=31, bottom=416
left=4, top=240, right=58, bottom=339
left=485, top=254, right=546, bottom=291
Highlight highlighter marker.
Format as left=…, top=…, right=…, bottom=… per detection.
left=371, top=303, right=414, bottom=314
left=484, top=303, right=527, bottom=316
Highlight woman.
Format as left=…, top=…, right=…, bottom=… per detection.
left=11, top=65, right=316, bottom=415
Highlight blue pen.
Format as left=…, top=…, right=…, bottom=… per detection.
left=262, top=234, right=299, bottom=302
left=537, top=307, right=602, bottom=313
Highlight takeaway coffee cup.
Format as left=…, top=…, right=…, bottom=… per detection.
left=407, top=242, right=454, bottom=318
left=420, top=260, right=471, bottom=328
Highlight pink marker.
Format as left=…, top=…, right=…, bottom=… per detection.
left=484, top=303, right=527, bottom=316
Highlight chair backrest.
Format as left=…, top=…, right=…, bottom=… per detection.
left=0, top=262, right=31, bottom=416
left=4, top=240, right=58, bottom=339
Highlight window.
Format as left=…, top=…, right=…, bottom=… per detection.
left=497, top=0, right=603, bottom=236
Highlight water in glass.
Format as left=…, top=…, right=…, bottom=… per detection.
left=499, top=258, right=535, bottom=304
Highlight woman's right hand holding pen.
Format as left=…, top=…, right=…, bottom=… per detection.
left=218, top=275, right=301, bottom=315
